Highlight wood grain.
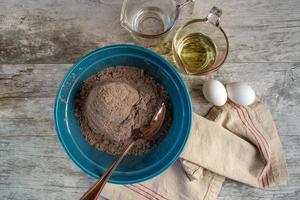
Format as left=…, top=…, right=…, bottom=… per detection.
left=0, top=0, right=299, bottom=64
left=0, top=0, right=300, bottom=199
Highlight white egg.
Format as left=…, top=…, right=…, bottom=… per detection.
left=202, top=80, right=227, bottom=106
left=226, top=82, right=255, bottom=106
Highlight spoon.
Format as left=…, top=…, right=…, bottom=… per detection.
left=80, top=103, right=166, bottom=200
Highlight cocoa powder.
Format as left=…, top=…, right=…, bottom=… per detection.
left=75, top=66, right=172, bottom=155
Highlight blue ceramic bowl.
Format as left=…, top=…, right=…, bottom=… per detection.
left=54, top=44, right=192, bottom=184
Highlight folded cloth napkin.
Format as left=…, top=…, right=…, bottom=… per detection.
left=101, top=100, right=288, bottom=200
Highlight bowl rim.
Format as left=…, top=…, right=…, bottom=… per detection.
left=54, top=44, right=192, bottom=184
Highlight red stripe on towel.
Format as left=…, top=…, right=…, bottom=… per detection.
left=231, top=104, right=264, bottom=154
left=241, top=106, right=270, bottom=157
left=242, top=106, right=271, bottom=187
left=244, top=107, right=270, bottom=148
left=230, top=104, right=267, bottom=188
left=233, top=104, right=271, bottom=188
left=139, top=184, right=170, bottom=200
left=124, top=185, right=151, bottom=200
left=238, top=106, right=270, bottom=188
left=132, top=185, right=160, bottom=200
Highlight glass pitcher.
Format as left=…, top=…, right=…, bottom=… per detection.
left=120, top=0, right=194, bottom=43
left=172, top=7, right=229, bottom=75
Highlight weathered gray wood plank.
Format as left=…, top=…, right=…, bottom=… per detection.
left=0, top=64, right=69, bottom=98
left=1, top=0, right=300, bottom=64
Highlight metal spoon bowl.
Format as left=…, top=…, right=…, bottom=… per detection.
left=80, top=103, right=166, bottom=200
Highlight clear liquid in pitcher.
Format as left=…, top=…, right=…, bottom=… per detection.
left=131, top=7, right=172, bottom=35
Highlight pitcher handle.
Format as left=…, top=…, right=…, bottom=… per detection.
left=206, top=6, right=222, bottom=27
left=177, top=0, right=195, bottom=9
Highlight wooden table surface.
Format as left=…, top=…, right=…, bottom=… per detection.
left=1, top=0, right=299, bottom=199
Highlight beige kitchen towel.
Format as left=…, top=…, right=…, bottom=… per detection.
left=101, top=100, right=288, bottom=200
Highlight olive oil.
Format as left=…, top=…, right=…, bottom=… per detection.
left=176, top=32, right=217, bottom=74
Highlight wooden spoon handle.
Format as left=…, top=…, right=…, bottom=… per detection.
left=80, top=141, right=136, bottom=200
